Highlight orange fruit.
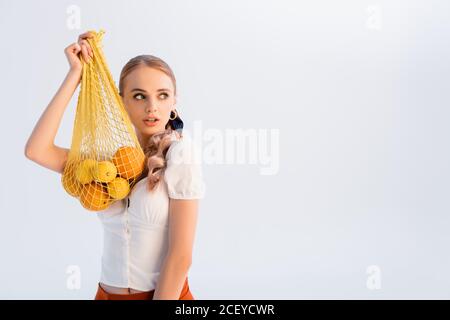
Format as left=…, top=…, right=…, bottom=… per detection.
left=112, top=146, right=145, bottom=180
left=79, top=182, right=112, bottom=211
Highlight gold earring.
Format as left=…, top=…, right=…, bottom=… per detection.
left=169, top=110, right=178, bottom=120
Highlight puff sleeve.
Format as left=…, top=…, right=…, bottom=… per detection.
left=163, top=136, right=206, bottom=199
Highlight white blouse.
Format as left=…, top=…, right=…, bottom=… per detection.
left=95, top=132, right=206, bottom=291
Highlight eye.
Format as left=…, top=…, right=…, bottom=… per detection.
left=133, top=93, right=145, bottom=100
left=159, top=93, right=169, bottom=99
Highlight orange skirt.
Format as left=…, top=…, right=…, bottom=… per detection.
left=94, top=277, right=194, bottom=300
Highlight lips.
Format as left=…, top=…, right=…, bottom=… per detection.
left=144, top=114, right=160, bottom=121
left=143, top=118, right=159, bottom=127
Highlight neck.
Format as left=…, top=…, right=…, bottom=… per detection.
left=137, top=131, right=150, bottom=150
left=136, top=126, right=173, bottom=149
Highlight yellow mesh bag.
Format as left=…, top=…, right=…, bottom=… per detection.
left=61, top=29, right=145, bottom=212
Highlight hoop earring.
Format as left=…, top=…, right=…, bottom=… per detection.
left=169, top=110, right=178, bottom=120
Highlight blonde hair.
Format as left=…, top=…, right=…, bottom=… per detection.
left=119, top=55, right=182, bottom=192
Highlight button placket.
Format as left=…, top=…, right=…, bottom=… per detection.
left=126, top=198, right=130, bottom=234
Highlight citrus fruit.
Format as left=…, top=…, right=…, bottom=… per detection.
left=75, top=159, right=97, bottom=184
left=107, top=177, right=130, bottom=200
left=93, top=160, right=117, bottom=183
left=61, top=163, right=83, bottom=197
left=79, top=181, right=112, bottom=211
left=112, top=146, right=145, bottom=180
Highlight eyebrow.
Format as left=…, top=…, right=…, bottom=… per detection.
left=130, top=88, right=172, bottom=93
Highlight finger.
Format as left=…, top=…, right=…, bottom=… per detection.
left=64, top=42, right=77, bottom=53
left=65, top=43, right=82, bottom=56
left=80, top=39, right=93, bottom=58
left=73, top=43, right=82, bottom=54
left=80, top=43, right=90, bottom=63
left=78, top=31, right=94, bottom=42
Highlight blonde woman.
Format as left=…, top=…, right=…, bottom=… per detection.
left=25, top=31, right=205, bottom=300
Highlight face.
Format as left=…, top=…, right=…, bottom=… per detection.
left=121, top=65, right=177, bottom=146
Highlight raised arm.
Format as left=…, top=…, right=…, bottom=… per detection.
left=24, top=32, right=94, bottom=174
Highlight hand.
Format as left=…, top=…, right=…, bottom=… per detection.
left=64, top=31, right=94, bottom=72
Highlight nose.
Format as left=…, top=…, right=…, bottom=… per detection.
left=145, top=101, right=157, bottom=113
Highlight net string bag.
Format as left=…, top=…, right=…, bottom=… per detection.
left=61, top=29, right=146, bottom=212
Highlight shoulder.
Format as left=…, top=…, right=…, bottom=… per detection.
left=166, top=132, right=202, bottom=165
left=163, top=131, right=205, bottom=199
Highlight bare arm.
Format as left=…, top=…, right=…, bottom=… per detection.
left=25, top=70, right=80, bottom=173
left=153, top=199, right=199, bottom=299
left=24, top=32, right=94, bottom=174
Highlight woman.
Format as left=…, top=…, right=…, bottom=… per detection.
left=24, top=31, right=205, bottom=300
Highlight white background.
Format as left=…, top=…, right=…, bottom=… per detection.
left=1, top=0, right=450, bottom=299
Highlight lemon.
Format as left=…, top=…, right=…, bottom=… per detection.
left=107, top=177, right=130, bottom=200
left=75, top=159, right=97, bottom=184
left=93, top=160, right=117, bottom=183
left=61, top=168, right=82, bottom=197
